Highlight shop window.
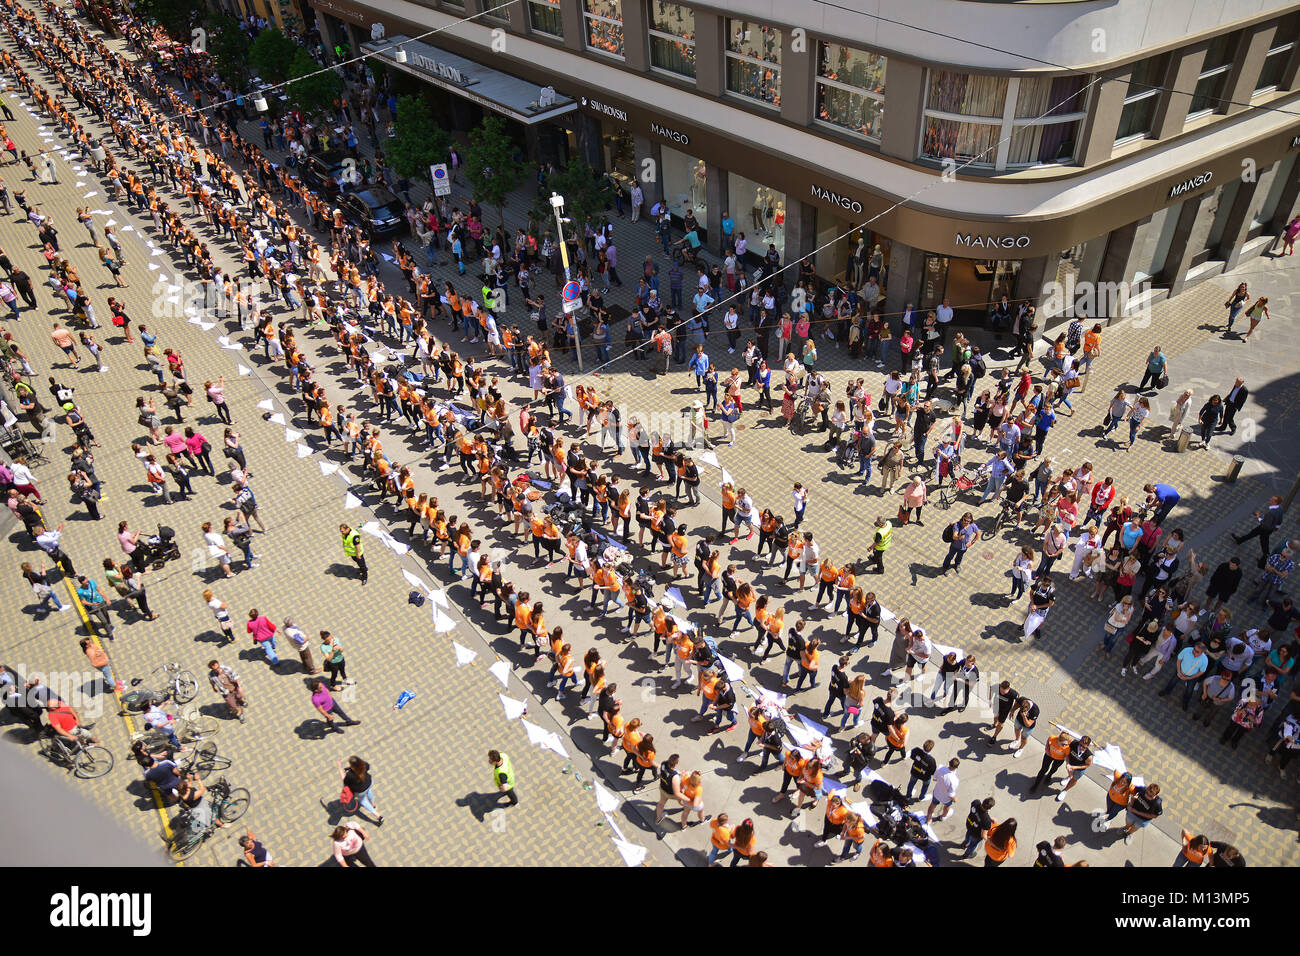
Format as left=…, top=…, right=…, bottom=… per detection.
left=1255, top=16, right=1298, bottom=94
left=815, top=42, right=887, bottom=141
left=584, top=0, right=625, bottom=59
left=648, top=2, right=695, bottom=79
left=1187, top=32, right=1238, bottom=119
left=728, top=172, right=784, bottom=261
left=1251, top=155, right=1294, bottom=233
left=726, top=19, right=781, bottom=107
left=1114, top=55, right=1166, bottom=144
left=661, top=145, right=706, bottom=222
left=1129, top=205, right=1178, bottom=285
left=528, top=0, right=564, bottom=38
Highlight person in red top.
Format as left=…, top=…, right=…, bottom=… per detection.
left=46, top=701, right=99, bottom=744
left=1085, top=476, right=1117, bottom=527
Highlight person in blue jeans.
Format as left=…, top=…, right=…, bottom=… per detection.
left=959, top=797, right=996, bottom=859
left=1137, top=345, right=1168, bottom=392
left=905, top=740, right=937, bottom=801
left=1156, top=642, right=1208, bottom=710
left=688, top=345, right=710, bottom=391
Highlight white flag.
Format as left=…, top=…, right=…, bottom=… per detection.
left=296, top=443, right=312, bottom=458
left=539, top=731, right=569, bottom=759
left=593, top=780, right=620, bottom=815
left=284, top=428, right=303, bottom=443
left=698, top=450, right=719, bottom=468
left=521, top=719, right=550, bottom=748
left=237, top=364, right=251, bottom=377
left=499, top=694, right=528, bottom=721
left=488, top=660, right=511, bottom=687
left=344, top=492, right=362, bottom=510
left=319, top=461, right=340, bottom=476
left=267, top=412, right=285, bottom=425
left=432, top=607, right=455, bottom=632
left=401, top=569, right=430, bottom=593
left=721, top=468, right=733, bottom=486
left=613, top=839, right=647, bottom=867
left=257, top=399, right=274, bottom=411
left=429, top=589, right=450, bottom=609
left=452, top=642, right=477, bottom=666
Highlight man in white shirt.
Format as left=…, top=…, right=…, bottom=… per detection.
left=629, top=182, right=643, bottom=222
left=936, top=298, right=954, bottom=330
left=927, top=758, right=960, bottom=822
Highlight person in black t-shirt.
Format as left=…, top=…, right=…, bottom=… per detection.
left=1011, top=697, right=1040, bottom=758
left=1120, top=783, right=1163, bottom=845
left=958, top=796, right=995, bottom=859
left=1034, top=836, right=1067, bottom=866
left=987, top=680, right=1020, bottom=746
left=905, top=739, right=938, bottom=801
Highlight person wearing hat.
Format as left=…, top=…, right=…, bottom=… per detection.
left=687, top=400, right=709, bottom=448
left=1068, top=522, right=1103, bottom=580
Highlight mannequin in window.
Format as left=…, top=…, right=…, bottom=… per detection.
left=690, top=160, right=706, bottom=213
left=751, top=187, right=766, bottom=233
left=869, top=244, right=884, bottom=283
left=772, top=202, right=785, bottom=252
left=849, top=236, right=867, bottom=286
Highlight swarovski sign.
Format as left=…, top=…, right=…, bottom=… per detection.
left=1169, top=170, right=1212, bottom=198
left=955, top=233, right=1031, bottom=250
left=810, top=184, right=863, bottom=214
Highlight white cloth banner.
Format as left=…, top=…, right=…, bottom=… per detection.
left=698, top=450, right=719, bottom=468
left=296, top=443, right=312, bottom=458
left=401, top=569, right=431, bottom=593
left=432, top=607, right=456, bottom=633
left=267, top=412, right=285, bottom=425
left=452, top=641, right=477, bottom=666
left=344, top=492, right=363, bottom=510
left=318, top=461, right=340, bottom=476
left=593, top=780, right=620, bottom=815
left=499, top=694, right=528, bottom=720
left=613, top=838, right=647, bottom=867
left=237, top=364, right=251, bottom=377
left=257, top=399, right=274, bottom=411
left=284, top=428, right=303, bottom=443
left=488, top=660, right=511, bottom=687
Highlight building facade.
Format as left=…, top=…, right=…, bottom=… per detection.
left=307, top=0, right=1300, bottom=323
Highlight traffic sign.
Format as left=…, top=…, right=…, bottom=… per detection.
left=430, top=163, right=450, bottom=197
left=562, top=280, right=581, bottom=302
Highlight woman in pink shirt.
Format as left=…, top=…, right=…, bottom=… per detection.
left=330, top=822, right=376, bottom=867
left=246, top=610, right=279, bottom=667
left=160, top=425, right=189, bottom=459
left=184, top=428, right=213, bottom=475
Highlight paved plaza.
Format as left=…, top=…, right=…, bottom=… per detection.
left=1, top=0, right=1298, bottom=867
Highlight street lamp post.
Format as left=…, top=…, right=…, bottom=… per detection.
left=549, top=192, right=582, bottom=372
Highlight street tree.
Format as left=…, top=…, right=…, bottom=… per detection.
left=247, top=27, right=298, bottom=83
left=386, top=95, right=451, bottom=185
left=284, top=48, right=341, bottom=120
left=465, top=114, right=525, bottom=229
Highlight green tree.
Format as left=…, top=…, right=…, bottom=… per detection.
left=386, top=95, right=451, bottom=185
left=465, top=115, right=525, bottom=229
left=247, top=27, right=298, bottom=83
left=530, top=160, right=611, bottom=237
left=204, top=14, right=250, bottom=86
left=134, top=0, right=204, bottom=42
left=284, top=49, right=341, bottom=120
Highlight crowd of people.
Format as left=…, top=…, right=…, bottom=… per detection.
left=0, top=0, right=1288, bottom=867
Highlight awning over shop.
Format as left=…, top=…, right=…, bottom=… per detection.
left=361, top=35, right=577, bottom=126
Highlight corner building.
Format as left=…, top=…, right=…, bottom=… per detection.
left=309, top=0, right=1300, bottom=324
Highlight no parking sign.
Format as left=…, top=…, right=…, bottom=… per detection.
left=562, top=280, right=582, bottom=314
left=430, top=163, right=450, bottom=197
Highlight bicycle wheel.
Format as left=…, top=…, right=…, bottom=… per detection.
left=182, top=740, right=218, bottom=779
left=181, top=714, right=220, bottom=743
left=167, top=829, right=204, bottom=862
left=218, top=787, right=251, bottom=823
left=172, top=671, right=199, bottom=704
left=74, top=744, right=114, bottom=779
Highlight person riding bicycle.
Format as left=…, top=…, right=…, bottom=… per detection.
left=672, top=227, right=702, bottom=265
left=143, top=702, right=183, bottom=750
left=176, top=772, right=224, bottom=839
left=1002, top=468, right=1031, bottom=527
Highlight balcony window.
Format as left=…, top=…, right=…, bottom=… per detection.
left=584, top=0, right=624, bottom=59
left=528, top=0, right=563, bottom=38
left=1255, top=16, right=1297, bottom=94
left=648, top=2, right=695, bottom=78
left=1115, top=55, right=1166, bottom=144
left=1187, top=32, right=1237, bottom=118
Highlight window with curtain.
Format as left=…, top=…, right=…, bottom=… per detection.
left=648, top=2, right=696, bottom=78
left=1115, top=55, right=1166, bottom=143
left=584, top=0, right=625, bottom=58
left=528, top=0, right=563, bottom=38
left=726, top=19, right=782, bottom=106
left=1006, top=74, right=1088, bottom=165
left=1187, top=32, right=1238, bottom=117
left=920, top=72, right=1006, bottom=164
left=1255, top=16, right=1297, bottom=94
left=815, top=41, right=887, bottom=141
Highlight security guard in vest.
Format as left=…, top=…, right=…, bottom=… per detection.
left=871, top=516, right=892, bottom=574
left=340, top=523, right=367, bottom=584
left=489, top=749, right=518, bottom=806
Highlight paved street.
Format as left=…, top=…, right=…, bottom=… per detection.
left=1, top=0, right=1297, bottom=868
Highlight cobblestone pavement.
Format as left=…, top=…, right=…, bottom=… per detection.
left=2, top=1, right=1296, bottom=866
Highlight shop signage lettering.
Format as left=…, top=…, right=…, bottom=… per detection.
left=582, top=97, right=627, bottom=122
left=412, top=53, right=467, bottom=86
left=650, top=122, right=689, bottom=145
left=1168, top=170, right=1212, bottom=198
left=1292, top=134, right=1300, bottom=148
left=810, top=184, right=863, bottom=214
left=954, top=233, right=1031, bottom=250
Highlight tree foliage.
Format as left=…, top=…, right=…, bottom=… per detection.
left=530, top=159, right=611, bottom=236
left=204, top=14, right=250, bottom=86
left=284, top=48, right=340, bottom=119
left=133, top=0, right=204, bottom=42
left=465, top=115, right=525, bottom=228
left=247, top=27, right=298, bottom=83
left=386, top=95, right=451, bottom=183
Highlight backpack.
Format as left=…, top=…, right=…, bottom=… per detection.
left=942, top=522, right=956, bottom=543
left=970, top=354, right=986, bottom=379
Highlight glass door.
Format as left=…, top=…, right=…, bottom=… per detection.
left=920, top=254, right=948, bottom=311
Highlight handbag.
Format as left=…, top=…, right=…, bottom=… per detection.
left=896, top=505, right=909, bottom=525
left=1157, top=371, right=1169, bottom=390
left=339, top=785, right=355, bottom=806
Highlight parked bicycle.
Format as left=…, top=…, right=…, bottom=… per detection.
left=167, top=776, right=250, bottom=862
left=119, top=662, right=198, bottom=713
left=39, top=726, right=114, bottom=779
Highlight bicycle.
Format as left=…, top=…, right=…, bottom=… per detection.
left=39, top=727, right=114, bottom=779
left=130, top=707, right=220, bottom=750
left=120, top=662, right=198, bottom=712
left=167, top=776, right=251, bottom=862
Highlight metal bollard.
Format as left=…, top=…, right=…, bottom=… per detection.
left=1226, top=455, right=1245, bottom=483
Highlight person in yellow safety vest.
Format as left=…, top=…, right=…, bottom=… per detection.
left=489, top=749, right=518, bottom=806
left=871, top=516, right=892, bottom=574
left=340, top=523, right=367, bottom=585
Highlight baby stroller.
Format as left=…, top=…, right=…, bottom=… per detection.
left=835, top=431, right=860, bottom=470
left=146, top=525, right=181, bottom=568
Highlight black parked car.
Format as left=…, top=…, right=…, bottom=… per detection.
left=338, top=187, right=408, bottom=238
left=302, top=150, right=356, bottom=199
